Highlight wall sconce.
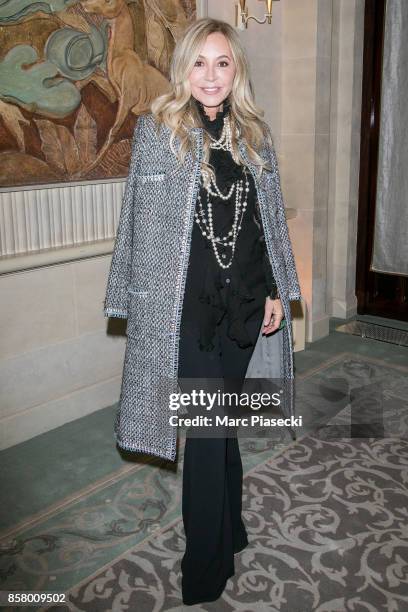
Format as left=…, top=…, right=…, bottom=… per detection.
left=235, top=0, right=280, bottom=29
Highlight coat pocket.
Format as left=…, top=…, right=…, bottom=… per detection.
left=135, top=172, right=165, bottom=183
left=127, top=285, right=149, bottom=296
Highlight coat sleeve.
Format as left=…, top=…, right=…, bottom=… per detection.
left=103, top=115, right=147, bottom=318
left=263, top=127, right=302, bottom=301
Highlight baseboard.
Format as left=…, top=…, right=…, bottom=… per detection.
left=0, top=378, right=121, bottom=450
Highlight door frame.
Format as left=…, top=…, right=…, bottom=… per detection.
left=356, top=0, right=386, bottom=315
left=356, top=0, right=408, bottom=320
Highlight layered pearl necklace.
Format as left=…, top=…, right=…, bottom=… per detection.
left=194, top=114, right=249, bottom=270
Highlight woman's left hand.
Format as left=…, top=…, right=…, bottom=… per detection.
left=262, top=297, right=284, bottom=335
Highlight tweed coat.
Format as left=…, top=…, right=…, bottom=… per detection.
left=103, top=112, right=302, bottom=462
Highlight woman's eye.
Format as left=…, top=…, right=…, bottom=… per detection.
left=194, top=61, right=230, bottom=67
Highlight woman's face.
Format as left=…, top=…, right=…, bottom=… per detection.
left=188, top=32, right=236, bottom=120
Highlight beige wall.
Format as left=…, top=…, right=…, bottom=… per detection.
left=0, top=256, right=122, bottom=449
left=328, top=0, right=365, bottom=320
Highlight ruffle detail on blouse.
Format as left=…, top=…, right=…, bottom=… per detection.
left=223, top=276, right=258, bottom=349
left=197, top=263, right=259, bottom=351
left=195, top=97, right=231, bottom=138
left=206, top=149, right=244, bottom=186
left=197, top=266, right=226, bottom=351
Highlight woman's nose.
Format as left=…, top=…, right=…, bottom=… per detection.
left=204, top=64, right=216, bottom=81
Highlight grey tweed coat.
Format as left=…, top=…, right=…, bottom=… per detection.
left=104, top=112, right=302, bottom=462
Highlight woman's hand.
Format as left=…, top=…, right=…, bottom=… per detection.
left=262, top=297, right=284, bottom=335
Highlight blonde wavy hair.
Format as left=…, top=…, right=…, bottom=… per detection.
left=150, top=17, right=272, bottom=182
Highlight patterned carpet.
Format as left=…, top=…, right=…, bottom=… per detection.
left=1, top=353, right=407, bottom=612
left=65, top=435, right=408, bottom=612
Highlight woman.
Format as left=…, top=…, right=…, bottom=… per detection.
left=104, top=17, right=301, bottom=606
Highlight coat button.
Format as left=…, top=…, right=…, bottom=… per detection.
left=225, top=278, right=231, bottom=284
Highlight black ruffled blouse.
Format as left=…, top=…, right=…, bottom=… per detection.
left=182, top=97, right=278, bottom=352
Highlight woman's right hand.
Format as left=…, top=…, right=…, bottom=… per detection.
left=262, top=297, right=284, bottom=335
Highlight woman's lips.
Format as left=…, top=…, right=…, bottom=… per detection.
left=202, top=87, right=221, bottom=95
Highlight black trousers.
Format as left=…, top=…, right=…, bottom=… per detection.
left=178, top=307, right=264, bottom=605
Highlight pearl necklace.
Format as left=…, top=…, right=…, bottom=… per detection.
left=206, top=115, right=233, bottom=151
left=194, top=114, right=249, bottom=270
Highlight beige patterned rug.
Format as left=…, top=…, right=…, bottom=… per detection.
left=54, top=433, right=408, bottom=612
left=63, top=355, right=408, bottom=611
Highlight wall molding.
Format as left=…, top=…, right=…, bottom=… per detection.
left=0, top=239, right=114, bottom=274
left=0, top=181, right=124, bottom=261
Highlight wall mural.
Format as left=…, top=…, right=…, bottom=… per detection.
left=0, top=0, right=196, bottom=187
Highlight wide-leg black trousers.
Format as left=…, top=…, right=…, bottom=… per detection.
left=178, top=306, right=264, bottom=605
